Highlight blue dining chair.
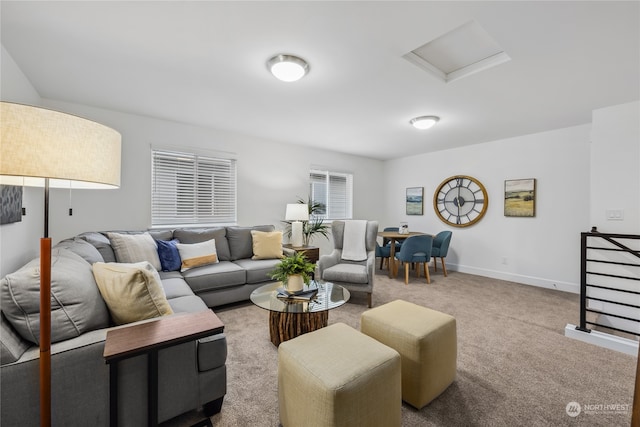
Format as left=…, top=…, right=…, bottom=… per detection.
left=375, top=242, right=392, bottom=269
left=394, top=234, right=433, bottom=284
left=377, top=227, right=402, bottom=270
left=431, top=231, right=452, bottom=277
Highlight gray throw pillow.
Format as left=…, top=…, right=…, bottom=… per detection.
left=54, top=237, right=104, bottom=264
left=77, top=232, right=117, bottom=262
left=0, top=248, right=110, bottom=345
left=227, top=225, right=275, bottom=260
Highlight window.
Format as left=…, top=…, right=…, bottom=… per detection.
left=309, top=169, right=353, bottom=220
left=151, top=149, right=236, bottom=226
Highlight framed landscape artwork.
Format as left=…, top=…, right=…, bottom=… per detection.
left=0, top=185, right=23, bottom=224
left=504, top=179, right=536, bottom=217
left=406, top=187, right=423, bottom=215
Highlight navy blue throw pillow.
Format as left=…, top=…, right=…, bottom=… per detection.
left=156, top=239, right=181, bottom=271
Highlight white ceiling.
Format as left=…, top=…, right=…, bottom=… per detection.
left=1, top=1, right=639, bottom=160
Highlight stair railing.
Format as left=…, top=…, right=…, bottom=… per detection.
left=577, top=227, right=640, bottom=337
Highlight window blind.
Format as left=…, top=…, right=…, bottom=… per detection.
left=152, top=149, right=236, bottom=226
left=309, top=169, right=353, bottom=220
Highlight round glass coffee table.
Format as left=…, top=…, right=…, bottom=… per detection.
left=250, top=280, right=350, bottom=346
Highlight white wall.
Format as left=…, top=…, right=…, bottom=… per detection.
left=2, top=43, right=639, bottom=298
left=384, top=125, right=593, bottom=292
left=588, top=101, right=640, bottom=333
left=0, top=92, right=384, bottom=276
left=590, top=101, right=640, bottom=233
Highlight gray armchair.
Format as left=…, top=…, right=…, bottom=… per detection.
left=317, top=220, right=379, bottom=307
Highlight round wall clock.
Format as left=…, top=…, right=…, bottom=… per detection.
left=433, top=175, right=488, bottom=227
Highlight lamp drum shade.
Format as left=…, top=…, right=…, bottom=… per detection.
left=285, top=203, right=309, bottom=221
left=0, top=102, right=121, bottom=188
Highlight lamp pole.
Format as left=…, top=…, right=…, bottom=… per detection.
left=40, top=178, right=52, bottom=427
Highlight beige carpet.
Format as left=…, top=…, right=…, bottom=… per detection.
left=162, top=268, right=637, bottom=427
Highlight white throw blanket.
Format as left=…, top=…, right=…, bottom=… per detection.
left=341, top=220, right=368, bottom=261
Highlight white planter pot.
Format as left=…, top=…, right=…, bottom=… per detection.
left=286, top=275, right=305, bottom=293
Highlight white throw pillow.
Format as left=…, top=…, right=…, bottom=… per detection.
left=176, top=239, right=218, bottom=272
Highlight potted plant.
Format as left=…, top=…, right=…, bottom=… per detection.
left=283, top=197, right=330, bottom=246
left=269, top=251, right=316, bottom=292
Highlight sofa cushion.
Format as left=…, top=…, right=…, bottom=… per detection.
left=0, top=313, right=31, bottom=364
left=156, top=239, right=182, bottom=272
left=176, top=239, right=218, bottom=272
left=78, top=231, right=116, bottom=262
left=148, top=229, right=174, bottom=241
left=0, top=248, right=110, bottom=345
left=107, top=232, right=162, bottom=271
left=197, top=333, right=227, bottom=372
left=233, top=258, right=282, bottom=284
left=54, top=237, right=104, bottom=264
left=160, top=274, right=196, bottom=300
left=251, top=230, right=284, bottom=260
left=322, top=263, right=370, bottom=284
left=227, top=225, right=274, bottom=260
left=173, top=228, right=231, bottom=261
left=92, top=261, right=174, bottom=325
left=182, top=261, right=246, bottom=293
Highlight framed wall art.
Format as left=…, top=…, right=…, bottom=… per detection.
left=504, top=179, right=536, bottom=217
left=1, top=185, right=23, bottom=224
left=406, top=187, right=424, bottom=215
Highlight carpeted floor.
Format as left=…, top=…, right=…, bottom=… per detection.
left=162, top=268, right=637, bottom=427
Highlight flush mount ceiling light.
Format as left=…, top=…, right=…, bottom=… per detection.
left=410, top=116, right=440, bottom=130
left=267, top=54, right=309, bottom=82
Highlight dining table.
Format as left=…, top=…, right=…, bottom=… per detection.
left=377, top=231, right=427, bottom=278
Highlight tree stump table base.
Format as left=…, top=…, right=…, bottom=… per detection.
left=269, top=310, right=329, bottom=346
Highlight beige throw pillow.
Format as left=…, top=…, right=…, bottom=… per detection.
left=251, top=230, right=284, bottom=260
left=92, top=261, right=173, bottom=325
left=176, top=239, right=218, bottom=272
left=107, top=232, right=162, bottom=271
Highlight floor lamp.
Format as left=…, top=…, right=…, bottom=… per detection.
left=0, top=102, right=121, bottom=427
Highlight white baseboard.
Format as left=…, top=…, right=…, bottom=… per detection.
left=450, top=264, right=579, bottom=294
left=564, top=324, right=639, bottom=356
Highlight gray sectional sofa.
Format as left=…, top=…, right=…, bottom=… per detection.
left=0, top=224, right=285, bottom=426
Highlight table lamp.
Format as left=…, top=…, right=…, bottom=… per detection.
left=0, top=102, right=121, bottom=427
left=285, top=203, right=309, bottom=247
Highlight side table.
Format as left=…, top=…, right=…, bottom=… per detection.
left=103, top=310, right=224, bottom=427
left=283, top=244, right=320, bottom=264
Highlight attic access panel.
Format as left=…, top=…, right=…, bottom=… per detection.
left=404, top=20, right=511, bottom=83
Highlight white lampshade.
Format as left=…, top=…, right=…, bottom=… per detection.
left=0, top=101, right=122, bottom=427
left=286, top=203, right=308, bottom=248
left=0, top=102, right=121, bottom=188
left=285, top=203, right=309, bottom=221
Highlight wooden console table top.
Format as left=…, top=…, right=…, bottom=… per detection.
left=104, top=310, right=224, bottom=363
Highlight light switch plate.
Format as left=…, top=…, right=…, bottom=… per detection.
left=605, top=209, right=624, bottom=220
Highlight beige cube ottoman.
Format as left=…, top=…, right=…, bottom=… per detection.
left=361, top=299, right=457, bottom=409
left=278, top=322, right=401, bottom=427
